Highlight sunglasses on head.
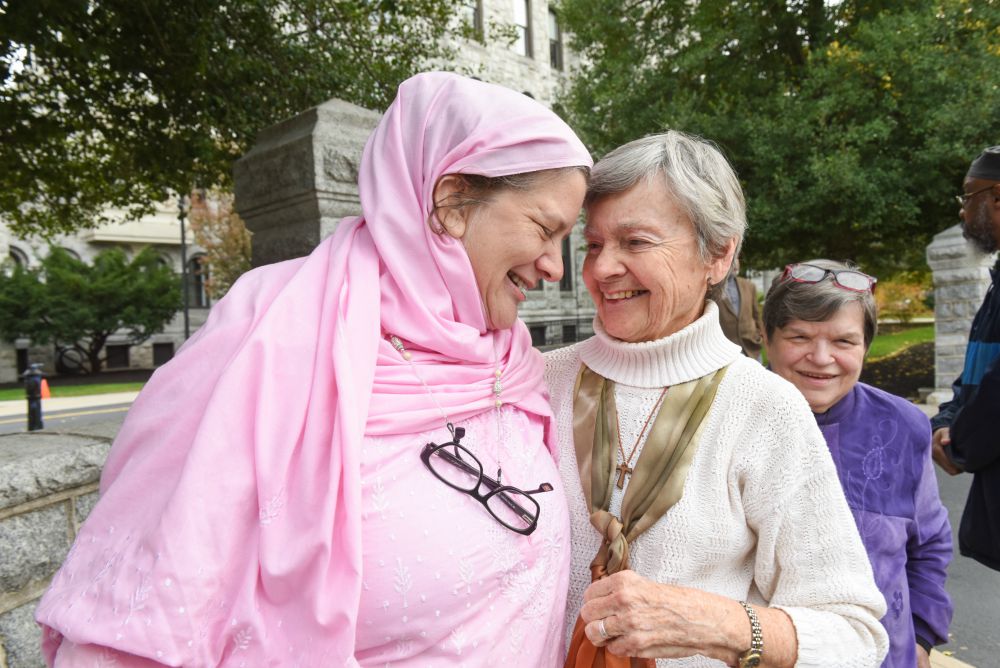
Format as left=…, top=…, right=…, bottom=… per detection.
left=781, top=263, right=877, bottom=293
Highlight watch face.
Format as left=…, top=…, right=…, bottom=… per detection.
left=738, top=650, right=762, bottom=668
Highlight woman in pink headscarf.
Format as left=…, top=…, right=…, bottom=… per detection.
left=35, top=72, right=592, bottom=666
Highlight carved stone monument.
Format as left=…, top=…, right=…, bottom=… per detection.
left=233, top=98, right=380, bottom=268
left=925, top=224, right=996, bottom=405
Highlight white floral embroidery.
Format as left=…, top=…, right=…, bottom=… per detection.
left=372, top=477, right=390, bottom=519
left=450, top=626, right=469, bottom=655
left=86, top=548, right=121, bottom=596
left=355, top=408, right=568, bottom=664
left=457, top=556, right=475, bottom=595
left=259, top=487, right=286, bottom=526
left=233, top=626, right=253, bottom=650
left=394, top=636, right=414, bottom=658
left=123, top=572, right=151, bottom=626
left=393, top=557, right=412, bottom=608
left=506, top=622, right=526, bottom=655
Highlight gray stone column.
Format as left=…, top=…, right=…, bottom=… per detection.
left=925, top=224, right=996, bottom=405
left=233, top=99, right=380, bottom=268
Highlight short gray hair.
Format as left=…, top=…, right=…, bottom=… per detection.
left=585, top=131, right=747, bottom=262
left=762, top=259, right=878, bottom=349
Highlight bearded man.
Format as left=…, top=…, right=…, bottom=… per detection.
left=931, top=145, right=1000, bottom=572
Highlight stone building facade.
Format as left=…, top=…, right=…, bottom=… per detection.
left=449, top=0, right=579, bottom=106
left=0, top=0, right=587, bottom=385
left=0, top=212, right=210, bottom=384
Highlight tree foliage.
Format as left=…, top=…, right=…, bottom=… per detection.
left=188, top=189, right=252, bottom=300
left=556, top=0, right=1000, bottom=275
left=0, top=246, right=181, bottom=373
left=0, top=0, right=470, bottom=237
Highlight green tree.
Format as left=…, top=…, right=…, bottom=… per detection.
left=556, top=0, right=1000, bottom=274
left=0, top=0, right=471, bottom=237
left=0, top=246, right=181, bottom=373
left=188, top=189, right=252, bottom=300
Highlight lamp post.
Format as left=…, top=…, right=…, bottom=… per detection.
left=178, top=193, right=191, bottom=340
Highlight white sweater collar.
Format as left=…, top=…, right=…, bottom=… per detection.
left=577, top=300, right=741, bottom=388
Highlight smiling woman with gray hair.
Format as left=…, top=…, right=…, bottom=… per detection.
left=763, top=260, right=953, bottom=668
left=545, top=131, right=889, bottom=667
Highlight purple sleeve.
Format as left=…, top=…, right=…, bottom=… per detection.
left=906, top=436, right=954, bottom=647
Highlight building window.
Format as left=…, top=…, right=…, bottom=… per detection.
left=8, top=246, right=28, bottom=268
left=548, top=9, right=563, bottom=70
left=153, top=342, right=175, bottom=366
left=562, top=323, right=578, bottom=344
left=106, top=344, right=130, bottom=369
left=560, top=236, right=573, bottom=291
left=461, top=0, right=483, bottom=39
left=529, top=324, right=546, bottom=347
left=512, top=0, right=532, bottom=57
left=187, top=254, right=210, bottom=309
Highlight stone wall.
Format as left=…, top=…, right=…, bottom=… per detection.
left=0, top=419, right=121, bottom=667
left=926, top=224, right=996, bottom=405
left=449, top=0, right=578, bottom=108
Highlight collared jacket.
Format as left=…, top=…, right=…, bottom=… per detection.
left=714, top=276, right=764, bottom=359
left=817, top=383, right=953, bottom=667
left=931, top=261, right=1000, bottom=571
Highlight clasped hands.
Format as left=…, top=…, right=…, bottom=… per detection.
left=580, top=570, right=745, bottom=664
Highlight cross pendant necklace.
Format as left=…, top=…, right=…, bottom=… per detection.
left=615, top=462, right=633, bottom=490
left=615, top=386, right=669, bottom=490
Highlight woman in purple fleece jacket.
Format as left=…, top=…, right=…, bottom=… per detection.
left=763, top=259, right=954, bottom=668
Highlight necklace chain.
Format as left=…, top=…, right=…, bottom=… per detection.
left=388, top=333, right=505, bottom=482
left=614, top=386, right=668, bottom=490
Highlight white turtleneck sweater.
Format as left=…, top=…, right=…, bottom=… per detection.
left=544, top=301, right=889, bottom=667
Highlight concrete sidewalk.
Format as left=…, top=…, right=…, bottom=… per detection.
left=0, top=390, right=140, bottom=418
left=933, top=649, right=976, bottom=667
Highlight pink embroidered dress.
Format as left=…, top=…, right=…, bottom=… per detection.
left=34, top=72, right=591, bottom=667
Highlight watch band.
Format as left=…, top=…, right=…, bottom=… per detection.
left=737, top=601, right=763, bottom=668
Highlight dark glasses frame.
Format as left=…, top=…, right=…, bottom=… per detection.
left=420, top=424, right=553, bottom=535
left=781, top=263, right=877, bottom=293
left=955, top=184, right=997, bottom=207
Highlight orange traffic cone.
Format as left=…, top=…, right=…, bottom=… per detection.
left=40, top=378, right=51, bottom=399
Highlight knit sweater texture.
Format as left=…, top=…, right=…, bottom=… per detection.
left=544, top=302, right=889, bottom=667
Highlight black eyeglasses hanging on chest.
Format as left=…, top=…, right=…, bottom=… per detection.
left=420, top=423, right=553, bottom=535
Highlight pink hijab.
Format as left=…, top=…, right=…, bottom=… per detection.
left=35, top=72, right=591, bottom=665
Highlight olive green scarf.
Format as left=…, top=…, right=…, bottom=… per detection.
left=564, top=362, right=729, bottom=668
left=572, top=362, right=729, bottom=579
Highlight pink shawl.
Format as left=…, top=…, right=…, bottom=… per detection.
left=35, top=72, right=592, bottom=666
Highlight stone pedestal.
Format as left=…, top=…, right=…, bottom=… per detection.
left=233, top=99, right=380, bottom=268
left=925, top=225, right=996, bottom=405
left=0, top=423, right=120, bottom=667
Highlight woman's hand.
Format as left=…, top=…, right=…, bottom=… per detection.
left=579, top=570, right=796, bottom=667
left=580, top=570, right=741, bottom=662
